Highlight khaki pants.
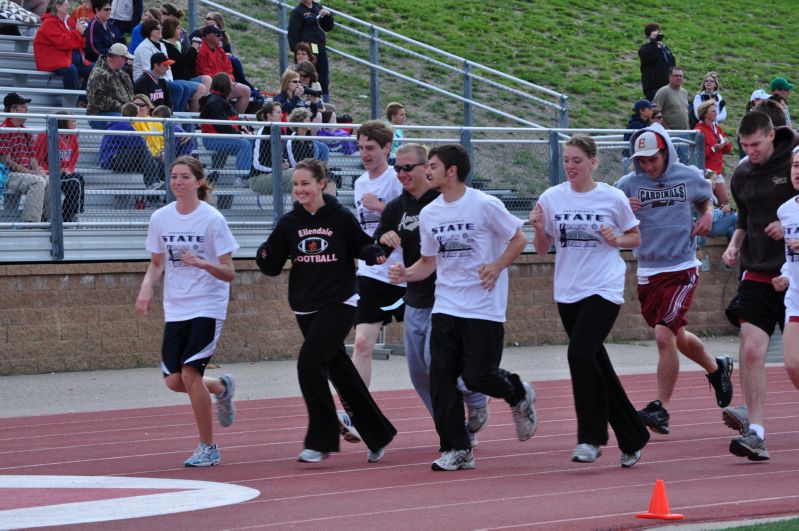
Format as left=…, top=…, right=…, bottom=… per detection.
left=5, top=172, right=47, bottom=222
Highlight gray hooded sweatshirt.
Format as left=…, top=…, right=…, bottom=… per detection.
left=614, top=123, right=712, bottom=269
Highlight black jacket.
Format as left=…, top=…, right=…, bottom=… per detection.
left=638, top=39, right=675, bottom=98
left=199, top=91, right=239, bottom=135
left=163, top=40, right=193, bottom=81
left=731, top=126, right=799, bottom=273
left=287, top=1, right=334, bottom=51
left=133, top=71, right=172, bottom=110
left=373, top=189, right=439, bottom=308
left=256, top=194, right=385, bottom=312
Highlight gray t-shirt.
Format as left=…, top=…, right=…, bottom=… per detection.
left=653, top=86, right=689, bottom=130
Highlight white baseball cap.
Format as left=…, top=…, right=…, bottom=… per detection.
left=108, top=43, right=133, bottom=59
left=631, top=131, right=666, bottom=158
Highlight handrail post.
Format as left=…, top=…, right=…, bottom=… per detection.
left=693, top=131, right=705, bottom=169
left=188, top=0, right=197, bottom=36
left=559, top=95, right=569, bottom=128
left=163, top=121, right=176, bottom=203
left=46, top=116, right=63, bottom=260
left=270, top=123, right=284, bottom=223
left=369, top=25, right=380, bottom=120
left=548, top=129, right=562, bottom=186
left=277, top=1, right=288, bottom=76
left=461, top=61, right=474, bottom=184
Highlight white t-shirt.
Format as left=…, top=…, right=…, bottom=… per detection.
left=537, top=182, right=639, bottom=305
left=778, top=196, right=799, bottom=317
left=145, top=201, right=240, bottom=322
left=419, top=187, right=523, bottom=322
left=353, top=166, right=404, bottom=283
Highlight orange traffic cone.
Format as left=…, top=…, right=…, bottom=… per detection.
left=635, top=479, right=684, bottom=520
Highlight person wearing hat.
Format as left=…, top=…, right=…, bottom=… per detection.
left=85, top=42, right=134, bottom=129
left=615, top=124, right=734, bottom=437
left=770, top=77, right=794, bottom=127
left=623, top=99, right=655, bottom=156
left=133, top=52, right=173, bottom=109
left=0, top=93, right=49, bottom=223
left=195, top=25, right=250, bottom=114
left=746, top=89, right=771, bottom=113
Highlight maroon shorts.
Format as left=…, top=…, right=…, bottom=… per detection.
left=637, top=268, right=699, bottom=334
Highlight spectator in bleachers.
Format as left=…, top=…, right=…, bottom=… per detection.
left=250, top=102, right=291, bottom=195
left=99, top=101, right=163, bottom=189
left=86, top=42, right=134, bottom=128
left=0, top=93, right=48, bottom=222
left=274, top=69, right=307, bottom=116
left=84, top=0, right=125, bottom=62
left=131, top=93, right=164, bottom=162
left=195, top=26, right=250, bottom=114
left=385, top=102, right=405, bottom=161
left=189, top=11, right=253, bottom=91
left=159, top=2, right=189, bottom=51
left=285, top=107, right=329, bottom=167
left=133, top=51, right=171, bottom=109
left=109, top=0, right=141, bottom=36
left=288, top=0, right=334, bottom=101
left=199, top=72, right=253, bottom=179
left=70, top=0, right=93, bottom=22
left=318, top=103, right=356, bottom=155
left=294, top=61, right=324, bottom=119
left=152, top=104, right=194, bottom=157
left=623, top=99, right=654, bottom=156
left=692, top=71, right=727, bottom=125
left=291, top=41, right=315, bottom=70
left=161, top=17, right=207, bottom=90
left=134, top=18, right=205, bottom=113
left=127, top=6, right=159, bottom=53
left=34, top=0, right=93, bottom=92
left=33, top=112, right=84, bottom=221
left=770, top=76, right=794, bottom=128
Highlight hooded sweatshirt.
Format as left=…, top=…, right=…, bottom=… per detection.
left=730, top=126, right=799, bottom=273
left=615, top=123, right=712, bottom=270
left=256, top=194, right=385, bottom=313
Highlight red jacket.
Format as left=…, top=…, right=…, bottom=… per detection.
left=34, top=132, right=80, bottom=174
left=694, top=121, right=731, bottom=174
left=33, top=12, right=89, bottom=72
left=195, top=42, right=233, bottom=78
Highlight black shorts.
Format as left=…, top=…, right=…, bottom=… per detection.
left=355, top=276, right=406, bottom=325
left=161, top=317, right=223, bottom=376
left=725, top=280, right=785, bottom=336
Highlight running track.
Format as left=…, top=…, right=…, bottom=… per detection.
left=2, top=368, right=798, bottom=530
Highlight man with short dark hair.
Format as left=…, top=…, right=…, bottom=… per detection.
left=615, top=124, right=733, bottom=436
left=0, top=93, right=48, bottom=222
left=638, top=22, right=676, bottom=101
left=133, top=52, right=173, bottom=109
left=388, top=144, right=537, bottom=471
left=721, top=111, right=799, bottom=460
left=653, top=67, right=689, bottom=130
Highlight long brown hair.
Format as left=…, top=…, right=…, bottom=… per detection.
left=170, top=156, right=212, bottom=202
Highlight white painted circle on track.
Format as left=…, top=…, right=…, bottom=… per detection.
left=0, top=475, right=260, bottom=529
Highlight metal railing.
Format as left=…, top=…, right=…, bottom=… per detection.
left=188, top=0, right=569, bottom=131
left=0, top=112, right=704, bottom=262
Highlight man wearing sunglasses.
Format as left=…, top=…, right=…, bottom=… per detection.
left=374, top=143, right=490, bottom=444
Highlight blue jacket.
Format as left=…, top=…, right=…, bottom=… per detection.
left=99, top=122, right=147, bottom=168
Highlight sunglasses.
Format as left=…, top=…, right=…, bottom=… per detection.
left=134, top=102, right=148, bottom=108
left=393, top=162, right=425, bottom=173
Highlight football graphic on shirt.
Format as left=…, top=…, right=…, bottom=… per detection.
left=298, top=237, right=329, bottom=254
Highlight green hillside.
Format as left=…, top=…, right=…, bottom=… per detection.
left=227, top=0, right=799, bottom=130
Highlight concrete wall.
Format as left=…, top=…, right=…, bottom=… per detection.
left=0, top=241, right=737, bottom=375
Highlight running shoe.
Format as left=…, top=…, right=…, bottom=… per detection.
left=215, top=373, right=236, bottom=428
left=729, top=429, right=770, bottom=461
left=431, top=449, right=475, bottom=471
left=620, top=450, right=642, bottom=468
left=571, top=443, right=601, bottom=463
left=722, top=404, right=749, bottom=434
left=637, top=400, right=669, bottom=434
left=511, top=381, right=538, bottom=441
left=706, top=355, right=734, bottom=407
left=367, top=447, right=385, bottom=463
left=338, top=411, right=362, bottom=444
left=297, top=449, right=329, bottom=463
left=184, top=443, right=221, bottom=467
left=466, top=402, right=490, bottom=433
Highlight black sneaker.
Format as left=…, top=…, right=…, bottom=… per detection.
left=637, top=400, right=670, bottom=434
left=706, top=355, right=734, bottom=408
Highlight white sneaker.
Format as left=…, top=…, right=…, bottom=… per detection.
left=431, top=449, right=475, bottom=471
left=297, top=448, right=329, bottom=463
left=338, top=411, right=362, bottom=443
left=466, top=402, right=490, bottom=433
left=571, top=443, right=601, bottom=463
left=367, top=447, right=385, bottom=463
left=511, top=381, right=538, bottom=441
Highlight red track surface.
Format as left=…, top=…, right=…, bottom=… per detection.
left=2, top=367, right=798, bottom=530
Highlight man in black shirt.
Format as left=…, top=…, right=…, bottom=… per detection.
left=133, top=52, right=173, bottom=110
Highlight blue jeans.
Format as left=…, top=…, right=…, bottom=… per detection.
left=203, top=136, right=253, bottom=171
left=404, top=305, right=487, bottom=418
left=53, top=51, right=93, bottom=90
left=697, top=208, right=738, bottom=247
left=88, top=111, right=122, bottom=130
